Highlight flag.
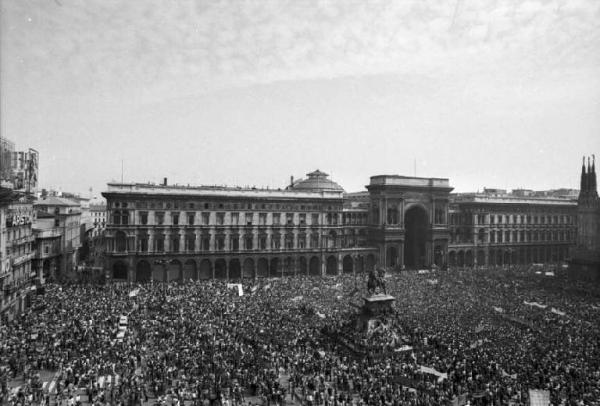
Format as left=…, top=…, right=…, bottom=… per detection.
left=544, top=271, right=555, bottom=277
left=394, top=345, right=413, bottom=352
left=263, top=283, right=271, bottom=291
left=452, top=394, right=468, bottom=406
left=528, top=389, right=550, bottom=406
left=493, top=306, right=504, bottom=313
left=551, top=308, right=566, bottom=316
left=128, top=288, right=140, bottom=298
left=291, top=296, right=303, bottom=301
left=426, top=279, right=438, bottom=285
left=227, top=283, right=243, bottom=296
left=316, top=311, right=326, bottom=319
left=251, top=285, right=258, bottom=293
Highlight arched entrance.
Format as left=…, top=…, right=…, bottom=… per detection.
left=269, top=258, right=280, bottom=277
left=243, top=258, right=255, bottom=279
left=257, top=258, right=269, bottom=278
left=449, top=251, right=456, bottom=267
left=326, top=256, right=337, bottom=275
left=386, top=246, right=398, bottom=267
left=215, top=259, right=227, bottom=279
left=309, top=256, right=320, bottom=276
left=199, top=259, right=212, bottom=279
left=457, top=251, right=465, bottom=267
left=404, top=206, right=428, bottom=268
left=357, top=256, right=365, bottom=273
left=152, top=261, right=165, bottom=282
left=465, top=251, right=474, bottom=267
left=112, top=261, right=128, bottom=280
left=136, top=260, right=151, bottom=282
left=166, top=260, right=181, bottom=282
left=298, top=257, right=308, bottom=275
left=229, top=259, right=241, bottom=280
left=477, top=250, right=486, bottom=266
left=183, top=259, right=197, bottom=281
left=343, top=255, right=353, bottom=274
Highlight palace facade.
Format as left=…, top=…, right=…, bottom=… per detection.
left=102, top=170, right=580, bottom=282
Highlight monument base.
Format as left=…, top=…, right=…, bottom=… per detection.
left=356, top=294, right=396, bottom=333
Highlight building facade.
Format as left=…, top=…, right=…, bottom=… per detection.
left=570, top=156, right=600, bottom=280
left=0, top=195, right=36, bottom=320
left=448, top=193, right=577, bottom=267
left=34, top=197, right=82, bottom=280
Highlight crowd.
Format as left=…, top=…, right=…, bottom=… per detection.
left=1, top=265, right=599, bottom=406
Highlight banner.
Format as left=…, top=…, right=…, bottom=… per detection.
left=227, top=283, right=243, bottom=296
left=426, top=279, right=438, bottom=285
left=475, top=322, right=485, bottom=333
left=493, top=306, right=504, bottom=313
left=550, top=308, right=565, bottom=316
left=417, top=269, right=430, bottom=274
left=291, top=295, right=304, bottom=301
left=316, top=311, right=326, bottom=319
left=524, top=301, right=547, bottom=309
left=544, top=271, right=555, bottom=277
left=502, top=370, right=517, bottom=379
left=528, top=389, right=550, bottom=406
left=452, top=394, right=468, bottom=406
left=419, top=365, right=448, bottom=382
left=394, top=345, right=413, bottom=352
left=128, top=288, right=140, bottom=297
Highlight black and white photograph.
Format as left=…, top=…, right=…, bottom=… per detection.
left=1, top=1, right=599, bottom=405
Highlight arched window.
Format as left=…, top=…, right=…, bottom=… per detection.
left=115, top=231, right=127, bottom=252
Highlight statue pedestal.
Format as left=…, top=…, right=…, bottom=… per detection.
left=356, top=294, right=396, bottom=332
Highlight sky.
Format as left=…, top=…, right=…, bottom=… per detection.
left=1, top=0, right=600, bottom=197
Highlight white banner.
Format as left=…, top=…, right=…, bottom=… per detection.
left=550, top=307, right=565, bottom=316
left=524, top=301, right=547, bottom=309
left=528, top=389, right=550, bottom=406
left=419, top=365, right=448, bottom=382
left=227, top=283, right=243, bottom=296
left=493, top=306, right=504, bottom=313
left=128, top=288, right=140, bottom=297
left=426, top=279, right=438, bottom=285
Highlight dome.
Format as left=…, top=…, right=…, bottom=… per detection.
left=290, top=169, right=345, bottom=192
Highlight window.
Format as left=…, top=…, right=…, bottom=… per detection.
left=138, top=234, right=149, bottom=252
left=216, top=213, right=225, bottom=225
left=311, top=233, right=319, bottom=248
left=299, top=213, right=306, bottom=225
left=217, top=236, right=225, bottom=251
left=285, top=234, right=294, bottom=249
left=245, top=236, right=253, bottom=250
left=187, top=213, right=195, bottom=225
left=231, top=212, right=239, bottom=225
left=498, top=215, right=503, bottom=224
left=273, top=213, right=280, bottom=225
left=286, top=213, right=294, bottom=226
left=245, top=213, right=253, bottom=225
left=156, top=212, right=165, bottom=225
left=155, top=235, right=165, bottom=252
left=231, top=236, right=239, bottom=251
left=512, top=231, right=517, bottom=242
left=44, top=246, right=49, bottom=254
left=171, top=236, right=179, bottom=252
left=202, top=212, right=210, bottom=225
left=298, top=235, right=306, bottom=249
left=259, top=213, right=267, bottom=225
left=497, top=231, right=502, bottom=243
left=139, top=212, right=148, bottom=225
left=202, top=237, right=210, bottom=251
left=272, top=235, right=281, bottom=249
left=185, top=234, right=195, bottom=251
left=172, top=212, right=180, bottom=225
left=490, top=215, right=495, bottom=225
left=312, top=213, right=319, bottom=225
left=259, top=236, right=267, bottom=250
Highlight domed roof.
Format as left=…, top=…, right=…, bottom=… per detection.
left=290, top=169, right=345, bottom=192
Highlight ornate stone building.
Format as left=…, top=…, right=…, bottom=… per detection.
left=102, top=171, right=379, bottom=282
left=448, top=193, right=577, bottom=267
left=570, top=156, right=600, bottom=280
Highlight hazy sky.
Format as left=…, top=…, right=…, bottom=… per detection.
left=2, top=0, right=599, bottom=196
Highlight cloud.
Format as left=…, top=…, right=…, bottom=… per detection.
left=2, top=0, right=600, bottom=102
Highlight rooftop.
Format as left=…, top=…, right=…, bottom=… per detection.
left=288, top=169, right=345, bottom=193
left=368, top=175, right=451, bottom=189
left=35, top=196, right=80, bottom=207
left=452, top=193, right=577, bottom=206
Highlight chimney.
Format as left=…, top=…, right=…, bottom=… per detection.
left=163, top=177, right=168, bottom=186
left=290, top=176, right=294, bottom=187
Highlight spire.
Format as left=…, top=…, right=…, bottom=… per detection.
left=592, top=154, right=597, bottom=196
left=580, top=156, right=587, bottom=194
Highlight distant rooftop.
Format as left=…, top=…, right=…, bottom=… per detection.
left=288, top=169, right=345, bottom=193
left=104, top=181, right=345, bottom=200
left=35, top=196, right=80, bottom=207
left=368, top=175, right=451, bottom=189
left=452, top=193, right=577, bottom=206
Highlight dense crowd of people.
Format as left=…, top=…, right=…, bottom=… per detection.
left=1, top=265, right=599, bottom=406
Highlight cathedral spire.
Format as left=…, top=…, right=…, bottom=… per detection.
left=591, top=154, right=597, bottom=196
left=580, top=156, right=587, bottom=195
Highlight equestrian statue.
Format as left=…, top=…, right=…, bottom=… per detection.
left=367, top=267, right=387, bottom=295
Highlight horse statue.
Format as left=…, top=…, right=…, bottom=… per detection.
left=367, top=268, right=387, bottom=295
